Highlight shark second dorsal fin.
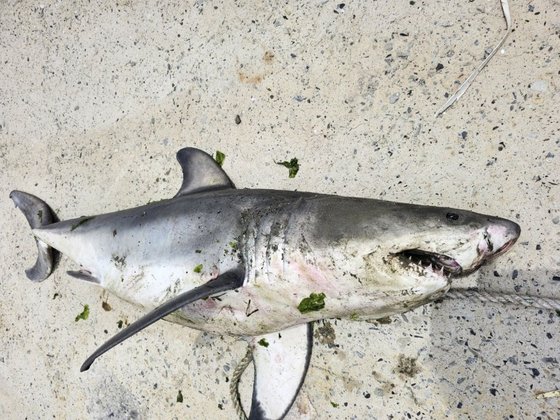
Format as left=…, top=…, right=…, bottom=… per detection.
left=175, top=147, right=235, bottom=197
left=248, top=323, right=313, bottom=420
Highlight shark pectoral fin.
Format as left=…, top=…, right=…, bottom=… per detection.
left=175, top=147, right=235, bottom=197
left=80, top=268, right=245, bottom=372
left=249, top=323, right=313, bottom=420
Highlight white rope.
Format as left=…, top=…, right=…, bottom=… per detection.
left=446, top=289, right=560, bottom=311
left=435, top=0, right=512, bottom=116
left=230, top=346, right=252, bottom=420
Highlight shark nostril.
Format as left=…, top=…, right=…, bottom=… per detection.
left=483, top=232, right=494, bottom=252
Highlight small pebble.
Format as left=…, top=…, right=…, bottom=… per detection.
left=235, top=115, right=241, bottom=125
left=436, top=63, right=444, bottom=71
left=389, top=93, right=400, bottom=104
left=529, top=80, right=548, bottom=92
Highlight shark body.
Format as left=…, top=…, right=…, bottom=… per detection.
left=11, top=147, right=520, bottom=419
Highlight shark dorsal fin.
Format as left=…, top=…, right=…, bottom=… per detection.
left=175, top=147, right=235, bottom=197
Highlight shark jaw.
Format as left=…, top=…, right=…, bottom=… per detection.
left=381, top=217, right=521, bottom=287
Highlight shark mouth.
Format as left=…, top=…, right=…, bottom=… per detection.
left=393, top=249, right=462, bottom=278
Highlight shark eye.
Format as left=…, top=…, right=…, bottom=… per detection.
left=446, top=212, right=460, bottom=221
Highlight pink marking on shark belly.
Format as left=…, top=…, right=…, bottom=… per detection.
left=294, top=260, right=336, bottom=292
left=198, top=297, right=219, bottom=311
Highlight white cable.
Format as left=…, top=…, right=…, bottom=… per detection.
left=435, top=0, right=512, bottom=116
left=446, top=288, right=560, bottom=311
left=230, top=347, right=252, bottom=420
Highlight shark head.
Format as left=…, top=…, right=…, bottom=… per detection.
left=390, top=209, right=518, bottom=276
left=312, top=198, right=520, bottom=298
left=357, top=203, right=521, bottom=291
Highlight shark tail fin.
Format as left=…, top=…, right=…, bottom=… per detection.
left=10, top=190, right=58, bottom=282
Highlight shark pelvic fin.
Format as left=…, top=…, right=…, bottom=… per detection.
left=175, top=147, right=235, bottom=197
left=248, top=323, right=313, bottom=420
left=67, top=269, right=100, bottom=284
left=10, top=190, right=59, bottom=282
left=80, top=268, right=245, bottom=372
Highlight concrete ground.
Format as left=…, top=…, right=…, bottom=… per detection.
left=1, top=0, right=558, bottom=418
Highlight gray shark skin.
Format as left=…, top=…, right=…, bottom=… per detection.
left=11, top=147, right=520, bottom=420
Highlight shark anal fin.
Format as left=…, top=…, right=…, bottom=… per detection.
left=249, top=323, right=313, bottom=420
left=175, top=147, right=235, bottom=197
left=80, top=268, right=245, bottom=372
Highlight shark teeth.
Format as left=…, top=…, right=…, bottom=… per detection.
left=392, top=249, right=461, bottom=278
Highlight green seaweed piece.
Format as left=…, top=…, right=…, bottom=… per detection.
left=297, top=292, right=326, bottom=314
left=258, top=338, right=269, bottom=347
left=75, top=304, right=90, bottom=322
left=275, top=158, right=300, bottom=178
left=193, top=264, right=203, bottom=273
left=215, top=150, right=225, bottom=167
left=71, top=216, right=95, bottom=231
left=331, top=402, right=339, bottom=408
left=177, top=390, right=183, bottom=403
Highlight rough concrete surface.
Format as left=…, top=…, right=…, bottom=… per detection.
left=1, top=0, right=559, bottom=419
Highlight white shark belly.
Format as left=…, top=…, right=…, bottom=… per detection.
left=169, top=244, right=450, bottom=336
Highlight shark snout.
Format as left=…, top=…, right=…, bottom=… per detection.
left=484, top=219, right=521, bottom=258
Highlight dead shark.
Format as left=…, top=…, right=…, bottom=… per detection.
left=11, top=147, right=520, bottom=419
